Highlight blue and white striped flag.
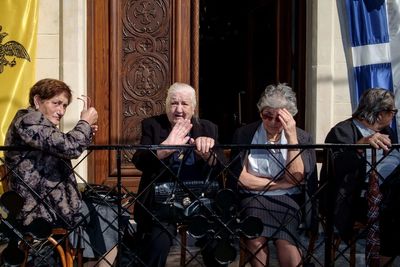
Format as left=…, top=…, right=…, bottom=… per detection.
left=338, top=0, right=400, bottom=137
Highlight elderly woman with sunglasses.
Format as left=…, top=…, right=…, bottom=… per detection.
left=229, top=83, right=316, bottom=267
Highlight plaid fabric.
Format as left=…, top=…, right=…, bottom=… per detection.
left=366, top=169, right=382, bottom=266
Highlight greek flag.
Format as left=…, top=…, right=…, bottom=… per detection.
left=338, top=0, right=400, bottom=137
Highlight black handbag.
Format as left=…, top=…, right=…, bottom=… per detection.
left=153, top=179, right=220, bottom=221
left=82, top=184, right=120, bottom=204
left=154, top=180, right=219, bottom=205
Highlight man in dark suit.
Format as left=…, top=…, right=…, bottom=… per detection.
left=322, top=88, right=400, bottom=265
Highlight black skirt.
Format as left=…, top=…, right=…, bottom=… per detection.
left=240, top=193, right=302, bottom=246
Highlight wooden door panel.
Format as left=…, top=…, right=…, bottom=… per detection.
left=111, top=0, right=173, bottom=180
left=87, top=0, right=196, bottom=191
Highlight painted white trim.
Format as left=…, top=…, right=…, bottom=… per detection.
left=387, top=0, right=400, bottom=141
left=61, top=0, right=88, bottom=182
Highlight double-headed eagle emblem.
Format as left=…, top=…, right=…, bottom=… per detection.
left=0, top=25, right=30, bottom=74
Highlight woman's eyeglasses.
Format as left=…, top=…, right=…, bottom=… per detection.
left=261, top=112, right=281, bottom=122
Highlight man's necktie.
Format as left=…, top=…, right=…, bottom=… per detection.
left=366, top=149, right=382, bottom=267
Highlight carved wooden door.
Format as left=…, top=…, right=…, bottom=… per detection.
left=86, top=0, right=306, bottom=191
left=87, top=0, right=199, bottom=191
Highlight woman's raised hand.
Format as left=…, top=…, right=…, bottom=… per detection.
left=278, top=108, right=297, bottom=143
left=157, top=119, right=192, bottom=160
left=78, top=95, right=98, bottom=132
left=163, top=119, right=193, bottom=145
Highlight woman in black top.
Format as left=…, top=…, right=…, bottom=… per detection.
left=132, top=82, right=224, bottom=267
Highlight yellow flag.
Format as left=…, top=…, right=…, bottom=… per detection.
left=0, top=0, right=38, bottom=192
left=0, top=0, right=38, bottom=143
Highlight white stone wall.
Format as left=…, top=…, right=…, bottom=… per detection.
left=306, top=0, right=351, bottom=143
left=37, top=0, right=60, bottom=80
left=37, top=0, right=87, bottom=181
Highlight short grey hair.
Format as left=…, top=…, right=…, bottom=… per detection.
left=165, top=82, right=197, bottom=109
left=352, top=88, right=395, bottom=124
left=257, top=83, right=298, bottom=116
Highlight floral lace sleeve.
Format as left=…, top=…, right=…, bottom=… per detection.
left=14, top=110, right=92, bottom=159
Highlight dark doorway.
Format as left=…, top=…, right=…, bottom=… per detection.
left=198, top=0, right=306, bottom=143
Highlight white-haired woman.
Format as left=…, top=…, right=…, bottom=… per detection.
left=132, top=82, right=225, bottom=266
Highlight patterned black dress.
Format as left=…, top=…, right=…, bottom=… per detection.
left=4, top=107, right=93, bottom=227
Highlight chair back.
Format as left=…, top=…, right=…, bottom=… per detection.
left=0, top=164, right=8, bottom=194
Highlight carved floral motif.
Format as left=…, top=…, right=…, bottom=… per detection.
left=124, top=0, right=167, bottom=34
left=120, top=0, right=171, bottom=146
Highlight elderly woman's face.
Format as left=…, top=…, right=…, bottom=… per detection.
left=36, top=92, right=69, bottom=126
left=166, top=91, right=194, bottom=125
left=260, top=107, right=284, bottom=136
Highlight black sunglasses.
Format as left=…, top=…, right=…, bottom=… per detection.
left=261, top=112, right=281, bottom=122
left=385, top=108, right=398, bottom=115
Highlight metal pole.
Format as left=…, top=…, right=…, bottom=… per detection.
left=117, top=148, right=122, bottom=266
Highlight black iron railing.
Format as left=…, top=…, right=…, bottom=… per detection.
left=0, top=144, right=399, bottom=266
